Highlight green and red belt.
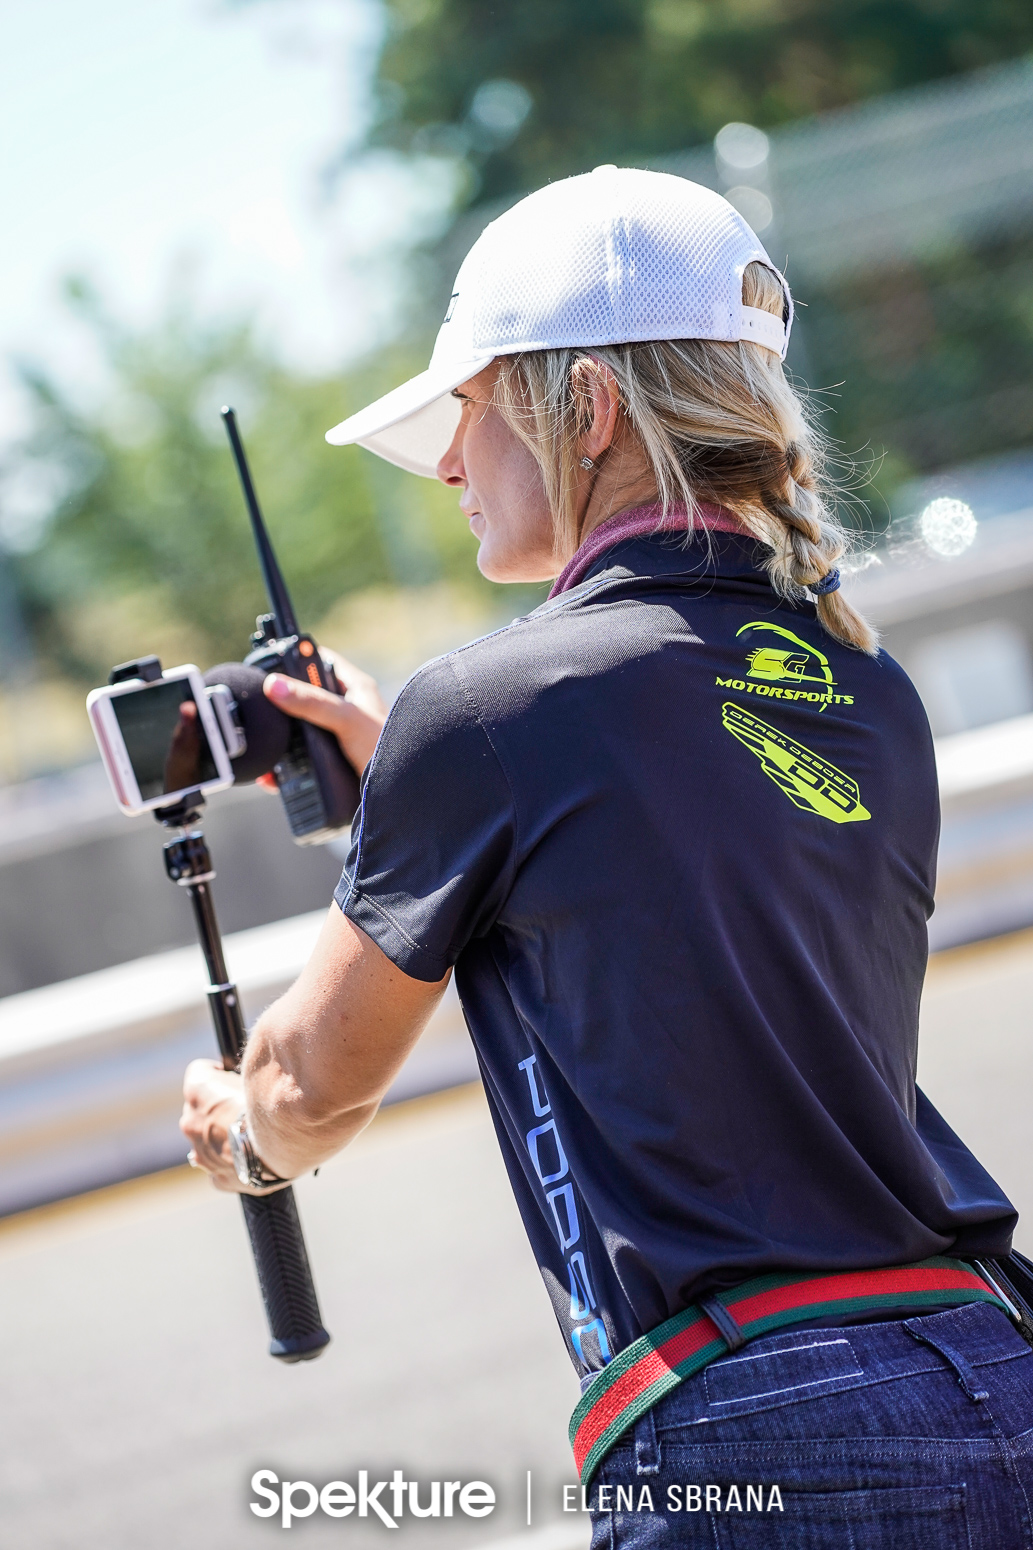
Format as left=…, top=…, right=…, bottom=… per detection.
left=570, top=1257, right=1006, bottom=1486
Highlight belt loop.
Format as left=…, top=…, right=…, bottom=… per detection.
left=634, top=1404, right=660, bottom=1475
left=699, top=1294, right=747, bottom=1352
left=904, top=1319, right=989, bottom=1403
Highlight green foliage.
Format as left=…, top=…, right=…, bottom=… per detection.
left=802, top=229, right=1033, bottom=512
left=12, top=1, right=1033, bottom=702
left=5, top=287, right=505, bottom=682
left=369, top=0, right=1033, bottom=206
left=362, top=0, right=1033, bottom=504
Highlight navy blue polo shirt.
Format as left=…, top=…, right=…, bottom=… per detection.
left=335, top=531, right=1015, bottom=1379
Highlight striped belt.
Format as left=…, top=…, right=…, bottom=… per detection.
left=570, top=1257, right=1006, bottom=1485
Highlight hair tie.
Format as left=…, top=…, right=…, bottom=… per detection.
left=811, top=568, right=841, bottom=596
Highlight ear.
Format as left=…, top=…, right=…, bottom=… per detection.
left=573, top=359, right=622, bottom=462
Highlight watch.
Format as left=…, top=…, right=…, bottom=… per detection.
left=228, top=1115, right=292, bottom=1190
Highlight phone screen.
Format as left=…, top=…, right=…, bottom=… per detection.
left=111, top=678, right=219, bottom=801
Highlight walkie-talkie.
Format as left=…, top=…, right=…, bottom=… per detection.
left=221, top=406, right=361, bottom=842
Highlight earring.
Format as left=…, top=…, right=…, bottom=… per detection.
left=579, top=455, right=594, bottom=470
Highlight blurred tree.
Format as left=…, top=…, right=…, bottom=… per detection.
left=14, top=1, right=1030, bottom=713
left=354, top=0, right=1033, bottom=503
left=807, top=231, right=1033, bottom=489
left=366, top=0, right=1033, bottom=208
left=3, top=283, right=499, bottom=683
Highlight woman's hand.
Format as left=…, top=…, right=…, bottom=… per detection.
left=180, top=1059, right=247, bottom=1193
left=261, top=649, right=388, bottom=780
left=180, top=1059, right=291, bottom=1195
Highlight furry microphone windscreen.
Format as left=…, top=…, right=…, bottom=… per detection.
left=204, top=662, right=292, bottom=782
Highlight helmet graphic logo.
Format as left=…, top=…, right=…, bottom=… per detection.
left=737, top=621, right=838, bottom=708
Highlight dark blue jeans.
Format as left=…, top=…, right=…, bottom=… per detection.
left=588, top=1302, right=1033, bottom=1547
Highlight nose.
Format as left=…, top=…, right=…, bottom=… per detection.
left=436, top=414, right=466, bottom=487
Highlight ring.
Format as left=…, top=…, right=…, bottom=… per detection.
left=186, top=1150, right=200, bottom=1169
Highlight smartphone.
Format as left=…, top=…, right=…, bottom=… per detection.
left=87, top=664, right=234, bottom=816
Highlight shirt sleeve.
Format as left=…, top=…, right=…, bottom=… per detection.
left=334, top=653, right=517, bottom=981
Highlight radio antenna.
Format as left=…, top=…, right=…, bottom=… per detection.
left=221, top=406, right=299, bottom=639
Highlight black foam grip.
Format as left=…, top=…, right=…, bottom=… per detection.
left=239, top=1188, right=331, bottom=1362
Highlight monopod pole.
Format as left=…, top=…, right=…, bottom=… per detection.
left=158, top=792, right=331, bottom=1363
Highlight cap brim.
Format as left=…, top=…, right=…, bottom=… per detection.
left=325, top=355, right=495, bottom=477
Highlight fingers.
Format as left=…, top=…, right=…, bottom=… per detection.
left=264, top=670, right=386, bottom=774
left=320, top=650, right=389, bottom=720
left=182, top=1057, right=242, bottom=1107
left=180, top=1058, right=244, bottom=1190
left=180, top=1061, right=288, bottom=1194
left=265, top=673, right=352, bottom=733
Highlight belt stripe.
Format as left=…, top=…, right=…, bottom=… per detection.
left=569, top=1258, right=1004, bottom=1485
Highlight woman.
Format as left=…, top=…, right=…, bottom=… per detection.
left=183, top=168, right=1030, bottom=1546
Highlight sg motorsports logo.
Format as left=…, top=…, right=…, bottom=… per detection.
left=715, top=621, right=855, bottom=712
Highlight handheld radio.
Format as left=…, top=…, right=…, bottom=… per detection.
left=220, top=406, right=361, bottom=842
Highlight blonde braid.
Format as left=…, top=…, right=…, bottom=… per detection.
left=740, top=269, right=876, bottom=653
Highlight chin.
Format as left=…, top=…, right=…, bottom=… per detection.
left=475, top=543, right=508, bottom=583
left=478, top=552, right=527, bottom=584
left=476, top=540, right=559, bottom=586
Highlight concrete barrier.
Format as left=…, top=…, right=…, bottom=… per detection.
left=0, top=768, right=346, bottom=997
left=0, top=908, right=477, bottom=1216
left=931, top=712, right=1033, bottom=949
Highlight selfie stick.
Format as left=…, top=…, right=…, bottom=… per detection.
left=156, top=777, right=331, bottom=1364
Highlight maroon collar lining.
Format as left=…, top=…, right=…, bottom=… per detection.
left=549, top=502, right=749, bottom=598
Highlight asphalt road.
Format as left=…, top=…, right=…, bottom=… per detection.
left=3, top=926, right=1033, bottom=1549
left=0, top=1086, right=586, bottom=1550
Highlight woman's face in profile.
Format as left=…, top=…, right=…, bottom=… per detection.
left=437, top=362, right=559, bottom=584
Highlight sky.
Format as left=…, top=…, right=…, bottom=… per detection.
left=0, top=0, right=450, bottom=439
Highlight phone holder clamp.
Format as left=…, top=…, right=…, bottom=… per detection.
left=109, top=655, right=163, bottom=686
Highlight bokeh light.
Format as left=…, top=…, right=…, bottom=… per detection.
left=725, top=185, right=773, bottom=232
left=919, top=497, right=978, bottom=557
left=715, top=122, right=770, bottom=170
left=469, top=78, right=532, bottom=142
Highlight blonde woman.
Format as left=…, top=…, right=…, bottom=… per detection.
left=182, top=169, right=1030, bottom=1546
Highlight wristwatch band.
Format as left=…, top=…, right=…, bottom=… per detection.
left=228, top=1115, right=291, bottom=1189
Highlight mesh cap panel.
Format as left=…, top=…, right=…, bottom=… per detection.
left=465, top=169, right=782, bottom=352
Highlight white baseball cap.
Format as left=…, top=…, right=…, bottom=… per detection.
left=326, top=165, right=793, bottom=478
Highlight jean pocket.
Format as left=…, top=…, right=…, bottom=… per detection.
left=711, top=1484, right=967, bottom=1549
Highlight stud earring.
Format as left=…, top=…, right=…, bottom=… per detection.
left=579, top=455, right=594, bottom=470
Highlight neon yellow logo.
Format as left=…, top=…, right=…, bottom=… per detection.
left=739, top=620, right=835, bottom=686
left=746, top=647, right=811, bottom=682
left=722, top=702, right=870, bottom=824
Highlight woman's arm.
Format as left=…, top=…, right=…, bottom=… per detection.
left=180, top=906, right=449, bottom=1191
